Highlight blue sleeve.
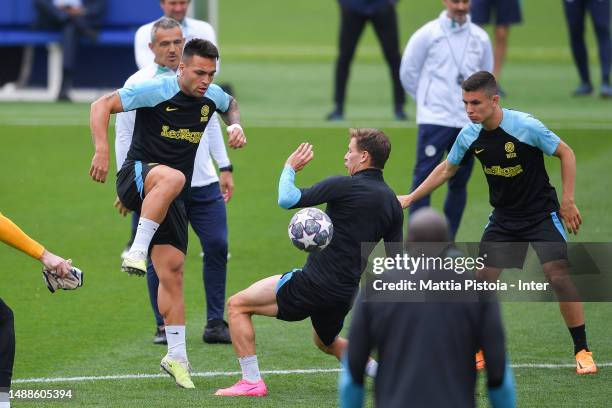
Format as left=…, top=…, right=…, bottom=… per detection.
left=526, top=115, right=560, bottom=156
left=448, top=125, right=479, bottom=166
left=488, top=361, right=516, bottom=408
left=204, top=84, right=231, bottom=113
left=118, top=76, right=180, bottom=111
left=278, top=166, right=302, bottom=209
left=338, top=356, right=365, bottom=408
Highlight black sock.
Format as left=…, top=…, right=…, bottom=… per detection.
left=568, top=324, right=588, bottom=355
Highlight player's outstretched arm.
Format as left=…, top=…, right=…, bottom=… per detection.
left=0, top=212, right=71, bottom=277
left=89, top=91, right=124, bottom=183
left=397, top=160, right=459, bottom=209
left=219, top=97, right=247, bottom=149
left=554, top=141, right=582, bottom=234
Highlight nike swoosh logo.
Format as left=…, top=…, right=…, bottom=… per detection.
left=166, top=107, right=178, bottom=112
left=475, top=149, right=485, bottom=154
left=577, top=361, right=584, bottom=369
left=168, top=332, right=179, bottom=335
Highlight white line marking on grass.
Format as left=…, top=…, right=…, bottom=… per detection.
left=12, top=363, right=612, bottom=384
left=12, top=368, right=342, bottom=384
left=512, top=363, right=612, bottom=369
left=4, top=118, right=612, bottom=131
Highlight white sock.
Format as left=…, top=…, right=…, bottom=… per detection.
left=239, top=355, right=261, bottom=382
left=166, top=325, right=187, bottom=361
left=365, top=359, right=378, bottom=378
left=129, top=217, right=159, bottom=254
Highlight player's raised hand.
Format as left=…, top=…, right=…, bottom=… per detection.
left=397, top=194, right=413, bottom=209
left=286, top=143, right=314, bottom=172
left=89, top=151, right=109, bottom=183
left=40, top=250, right=72, bottom=278
left=226, top=124, right=247, bottom=149
left=560, top=199, right=582, bottom=235
left=114, top=196, right=131, bottom=216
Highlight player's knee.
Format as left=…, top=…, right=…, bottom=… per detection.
left=166, top=169, right=186, bottom=192
left=227, top=293, right=245, bottom=316
left=312, top=332, right=333, bottom=355
left=545, top=274, right=572, bottom=292
left=155, top=166, right=185, bottom=193
left=163, top=253, right=184, bottom=273
left=159, top=262, right=184, bottom=287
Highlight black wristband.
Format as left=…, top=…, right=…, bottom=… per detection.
left=219, top=164, right=233, bottom=173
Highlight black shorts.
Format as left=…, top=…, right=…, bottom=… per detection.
left=479, top=211, right=568, bottom=269
left=275, top=269, right=352, bottom=346
left=116, top=160, right=188, bottom=254
left=470, top=0, right=522, bottom=26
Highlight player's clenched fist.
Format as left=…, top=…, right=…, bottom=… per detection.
left=286, top=143, right=314, bottom=172
left=226, top=124, right=247, bottom=149
left=89, top=151, right=109, bottom=183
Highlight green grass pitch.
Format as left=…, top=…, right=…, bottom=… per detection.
left=1, top=0, right=611, bottom=406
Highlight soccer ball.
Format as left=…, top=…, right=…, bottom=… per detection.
left=288, top=208, right=333, bottom=252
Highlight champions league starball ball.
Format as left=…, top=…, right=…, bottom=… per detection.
left=288, top=208, right=333, bottom=252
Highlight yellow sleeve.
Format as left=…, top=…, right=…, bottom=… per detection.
left=0, top=212, right=45, bottom=260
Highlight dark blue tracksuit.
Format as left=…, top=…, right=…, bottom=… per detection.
left=563, top=0, right=611, bottom=85
left=410, top=125, right=475, bottom=239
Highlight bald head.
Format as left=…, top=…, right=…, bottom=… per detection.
left=406, top=208, right=450, bottom=243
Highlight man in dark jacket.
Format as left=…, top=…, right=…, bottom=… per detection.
left=35, top=0, right=107, bottom=101
left=327, top=0, right=406, bottom=121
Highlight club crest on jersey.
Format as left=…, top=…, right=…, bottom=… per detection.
left=201, top=105, right=210, bottom=123
left=505, top=142, right=517, bottom=159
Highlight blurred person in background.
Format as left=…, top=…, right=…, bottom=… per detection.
left=470, top=0, right=522, bottom=96
left=35, top=0, right=107, bottom=101
left=562, top=0, right=611, bottom=98
left=327, top=0, right=406, bottom=121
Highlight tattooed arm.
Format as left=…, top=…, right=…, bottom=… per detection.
left=219, top=97, right=240, bottom=126
left=219, top=97, right=246, bottom=149
left=89, top=91, right=124, bottom=183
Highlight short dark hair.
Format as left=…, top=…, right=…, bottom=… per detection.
left=461, top=71, right=498, bottom=96
left=150, top=17, right=182, bottom=43
left=182, top=39, right=219, bottom=61
left=349, top=128, right=391, bottom=169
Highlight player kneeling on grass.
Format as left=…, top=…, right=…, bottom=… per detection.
left=0, top=212, right=82, bottom=408
left=398, top=71, right=596, bottom=375
left=215, top=129, right=403, bottom=397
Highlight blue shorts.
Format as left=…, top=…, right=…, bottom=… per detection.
left=471, top=0, right=523, bottom=26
